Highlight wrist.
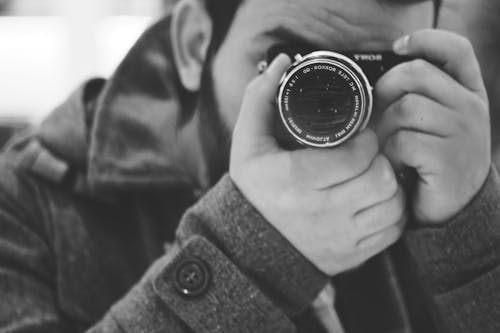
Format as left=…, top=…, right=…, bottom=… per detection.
left=404, top=165, right=500, bottom=293
left=177, top=174, right=330, bottom=315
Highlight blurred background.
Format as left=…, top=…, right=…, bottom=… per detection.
left=0, top=0, right=177, bottom=130
left=0, top=0, right=500, bottom=150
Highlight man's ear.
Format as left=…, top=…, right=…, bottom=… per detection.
left=171, top=0, right=213, bottom=92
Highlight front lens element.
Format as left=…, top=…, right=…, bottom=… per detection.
left=278, top=54, right=370, bottom=147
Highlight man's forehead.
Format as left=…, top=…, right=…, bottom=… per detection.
left=231, top=0, right=434, bottom=50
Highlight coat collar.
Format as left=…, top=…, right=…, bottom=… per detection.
left=33, top=15, right=214, bottom=195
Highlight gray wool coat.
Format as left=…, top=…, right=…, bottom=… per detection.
left=1, top=16, right=500, bottom=333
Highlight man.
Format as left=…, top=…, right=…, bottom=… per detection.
left=0, top=0, right=498, bottom=332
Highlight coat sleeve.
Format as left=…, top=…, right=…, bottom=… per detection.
left=0, top=157, right=328, bottom=333
left=404, top=166, right=500, bottom=333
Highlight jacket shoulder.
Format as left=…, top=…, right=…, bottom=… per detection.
left=0, top=150, right=53, bottom=234
left=0, top=145, right=161, bottom=322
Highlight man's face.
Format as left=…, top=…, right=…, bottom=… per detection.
left=209, top=0, right=434, bottom=131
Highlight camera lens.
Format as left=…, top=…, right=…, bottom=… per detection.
left=277, top=52, right=372, bottom=148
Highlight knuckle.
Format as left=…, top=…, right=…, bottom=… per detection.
left=376, top=197, right=403, bottom=229
left=389, top=191, right=405, bottom=221
left=408, top=59, right=428, bottom=75
left=359, top=129, right=379, bottom=151
left=358, top=128, right=378, bottom=142
left=385, top=223, right=405, bottom=245
left=375, top=156, right=398, bottom=196
left=456, top=35, right=474, bottom=55
left=469, top=95, right=489, bottom=116
left=398, top=94, right=418, bottom=115
left=351, top=130, right=379, bottom=167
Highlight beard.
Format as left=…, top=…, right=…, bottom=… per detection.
left=195, top=54, right=233, bottom=187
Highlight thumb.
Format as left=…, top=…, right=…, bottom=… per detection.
left=232, top=53, right=291, bottom=154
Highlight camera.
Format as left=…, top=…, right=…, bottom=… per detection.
left=269, top=46, right=411, bottom=148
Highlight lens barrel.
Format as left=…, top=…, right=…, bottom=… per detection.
left=277, top=51, right=373, bottom=148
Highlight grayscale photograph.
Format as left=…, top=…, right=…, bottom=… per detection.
left=0, top=0, right=499, bottom=332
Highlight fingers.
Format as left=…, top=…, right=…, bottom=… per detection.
left=232, top=53, right=291, bottom=152
left=291, top=129, right=379, bottom=188
left=375, top=58, right=469, bottom=113
left=357, top=219, right=405, bottom=255
left=328, top=155, right=399, bottom=212
left=382, top=129, right=442, bottom=172
left=376, top=93, right=454, bottom=144
left=393, top=29, right=487, bottom=100
left=353, top=185, right=406, bottom=239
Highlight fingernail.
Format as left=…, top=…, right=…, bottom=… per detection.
left=393, top=35, right=410, bottom=55
left=266, top=53, right=291, bottom=75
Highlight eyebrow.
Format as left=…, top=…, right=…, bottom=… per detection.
left=260, top=0, right=437, bottom=58
left=262, top=25, right=322, bottom=51
left=383, top=0, right=439, bottom=26
left=260, top=25, right=322, bottom=62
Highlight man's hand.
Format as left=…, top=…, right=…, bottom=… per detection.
left=229, top=54, right=406, bottom=276
left=376, top=29, right=491, bottom=225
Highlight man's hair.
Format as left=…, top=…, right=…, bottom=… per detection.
left=434, top=0, right=442, bottom=24
left=203, top=0, right=442, bottom=51
left=204, top=0, right=240, bottom=51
